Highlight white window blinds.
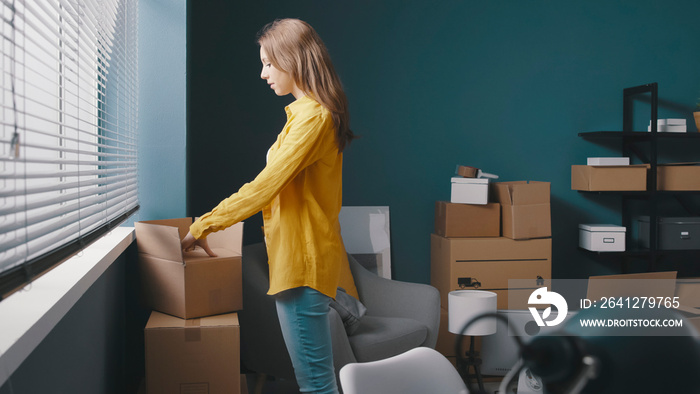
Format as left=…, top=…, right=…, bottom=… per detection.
left=0, top=0, right=138, bottom=296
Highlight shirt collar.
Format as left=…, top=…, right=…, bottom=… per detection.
left=285, top=94, right=315, bottom=117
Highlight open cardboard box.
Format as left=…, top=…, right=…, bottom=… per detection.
left=588, top=271, right=700, bottom=333
left=492, top=181, right=551, bottom=240
left=135, top=218, right=244, bottom=319
left=145, top=311, right=240, bottom=394
left=675, top=277, right=700, bottom=332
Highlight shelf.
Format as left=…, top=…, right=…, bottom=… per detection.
left=578, top=247, right=649, bottom=257
left=577, top=190, right=700, bottom=197
left=578, top=247, right=700, bottom=257
left=579, top=131, right=700, bottom=140
left=576, top=83, right=700, bottom=274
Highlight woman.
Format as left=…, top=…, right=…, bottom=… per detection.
left=181, top=18, right=354, bottom=394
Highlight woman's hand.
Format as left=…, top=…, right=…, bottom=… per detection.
left=181, top=231, right=217, bottom=257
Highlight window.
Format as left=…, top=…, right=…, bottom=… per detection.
left=0, top=0, right=138, bottom=299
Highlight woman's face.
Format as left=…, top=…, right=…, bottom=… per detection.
left=260, top=47, right=303, bottom=99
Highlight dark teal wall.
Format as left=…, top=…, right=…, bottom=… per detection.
left=188, top=1, right=700, bottom=283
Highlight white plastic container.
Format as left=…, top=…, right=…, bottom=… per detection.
left=579, top=224, right=626, bottom=252
left=451, top=177, right=489, bottom=205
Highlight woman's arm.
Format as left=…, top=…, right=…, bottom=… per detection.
left=190, top=110, right=334, bottom=239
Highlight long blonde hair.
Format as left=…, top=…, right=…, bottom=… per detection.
left=257, top=19, right=354, bottom=152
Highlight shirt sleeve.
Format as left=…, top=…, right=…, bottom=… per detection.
left=190, top=111, right=334, bottom=239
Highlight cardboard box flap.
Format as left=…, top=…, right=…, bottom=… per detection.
left=493, top=181, right=550, bottom=205
left=145, top=311, right=240, bottom=329
left=587, top=271, right=677, bottom=300
left=138, top=218, right=193, bottom=239
left=135, top=221, right=184, bottom=262
left=205, top=221, right=244, bottom=254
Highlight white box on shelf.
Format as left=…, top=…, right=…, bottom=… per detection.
left=587, top=157, right=630, bottom=166
left=648, top=119, right=687, bottom=133
left=579, top=224, right=626, bottom=252
left=450, top=177, right=489, bottom=205
left=665, top=125, right=687, bottom=133
left=666, top=118, right=687, bottom=126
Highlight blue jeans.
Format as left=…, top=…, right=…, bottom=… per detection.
left=275, top=286, right=339, bottom=394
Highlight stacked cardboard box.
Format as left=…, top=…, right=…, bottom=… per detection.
left=432, top=181, right=552, bottom=360
left=492, top=181, right=551, bottom=240
left=145, top=312, right=241, bottom=394
left=135, top=218, right=244, bottom=394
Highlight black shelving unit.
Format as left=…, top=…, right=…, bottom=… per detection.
left=577, top=83, right=700, bottom=273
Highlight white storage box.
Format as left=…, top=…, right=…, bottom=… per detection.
left=451, top=177, right=489, bottom=205
left=579, top=224, right=626, bottom=252
left=587, top=157, right=630, bottom=166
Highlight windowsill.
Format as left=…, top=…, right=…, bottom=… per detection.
left=0, top=227, right=135, bottom=387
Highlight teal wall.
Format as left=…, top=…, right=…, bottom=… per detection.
left=188, top=1, right=700, bottom=283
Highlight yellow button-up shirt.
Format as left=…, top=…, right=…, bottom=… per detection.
left=190, top=95, right=352, bottom=299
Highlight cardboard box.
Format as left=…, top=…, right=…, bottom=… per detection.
left=657, top=163, right=700, bottom=191
left=135, top=218, right=244, bottom=319
left=587, top=271, right=677, bottom=301
left=145, top=311, right=240, bottom=394
left=430, top=234, right=551, bottom=309
left=579, top=224, right=626, bottom=252
left=675, top=278, right=700, bottom=332
left=451, top=177, right=489, bottom=205
left=571, top=164, right=648, bottom=191
left=492, top=181, right=551, bottom=240
left=676, top=278, right=700, bottom=309
left=434, top=201, right=500, bottom=238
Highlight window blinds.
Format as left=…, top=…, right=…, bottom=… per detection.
left=0, top=0, right=138, bottom=295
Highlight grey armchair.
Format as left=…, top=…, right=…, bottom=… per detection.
left=239, top=242, right=440, bottom=392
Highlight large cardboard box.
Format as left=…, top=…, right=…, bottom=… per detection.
left=430, top=235, right=551, bottom=309
left=135, top=218, right=243, bottom=319
left=657, top=163, right=700, bottom=191
left=434, top=201, right=500, bottom=238
left=145, top=311, right=240, bottom=394
left=571, top=164, right=648, bottom=191
left=492, top=181, right=551, bottom=240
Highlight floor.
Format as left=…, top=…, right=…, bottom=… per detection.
left=243, top=374, right=517, bottom=394
left=244, top=374, right=300, bottom=394
left=138, top=373, right=518, bottom=393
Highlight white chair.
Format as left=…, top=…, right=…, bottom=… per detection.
left=339, top=347, right=468, bottom=394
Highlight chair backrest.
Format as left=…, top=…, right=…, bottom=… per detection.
left=339, top=347, right=468, bottom=394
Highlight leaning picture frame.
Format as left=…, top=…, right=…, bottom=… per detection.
left=339, top=206, right=392, bottom=279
